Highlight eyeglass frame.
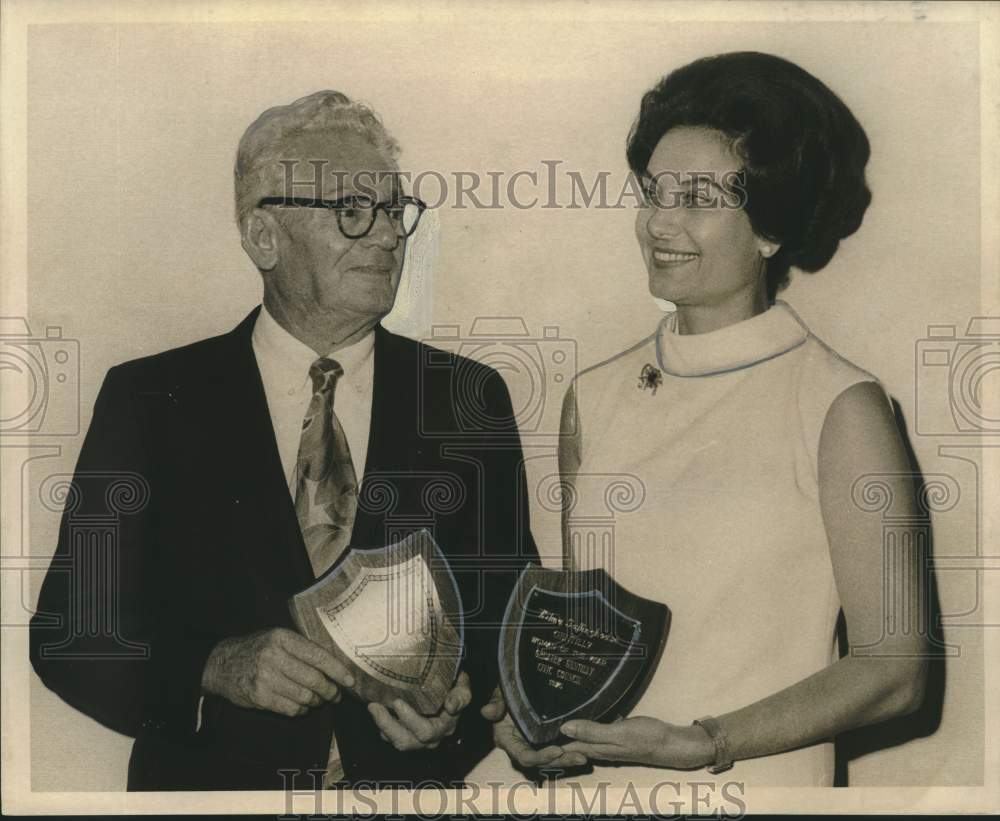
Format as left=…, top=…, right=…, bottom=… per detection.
left=256, top=194, right=428, bottom=240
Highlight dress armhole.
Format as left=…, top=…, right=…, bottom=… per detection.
left=797, top=347, right=883, bottom=488
left=559, top=380, right=584, bottom=571
left=560, top=379, right=583, bottom=472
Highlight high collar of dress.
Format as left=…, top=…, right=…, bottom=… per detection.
left=655, top=300, right=808, bottom=377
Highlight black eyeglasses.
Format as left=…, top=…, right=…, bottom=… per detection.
left=257, top=195, right=427, bottom=239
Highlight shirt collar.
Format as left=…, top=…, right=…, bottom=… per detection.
left=252, top=303, right=376, bottom=391
left=655, top=300, right=808, bottom=377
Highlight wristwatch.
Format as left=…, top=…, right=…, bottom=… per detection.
left=692, top=715, right=734, bottom=774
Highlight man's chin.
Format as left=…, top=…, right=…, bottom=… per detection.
left=335, top=293, right=399, bottom=322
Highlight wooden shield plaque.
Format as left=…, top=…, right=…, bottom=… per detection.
left=288, top=529, right=463, bottom=715
left=499, top=565, right=670, bottom=745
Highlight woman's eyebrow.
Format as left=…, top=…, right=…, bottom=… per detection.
left=650, top=174, right=728, bottom=193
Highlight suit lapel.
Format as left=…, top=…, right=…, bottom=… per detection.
left=202, top=317, right=417, bottom=583
left=349, top=324, right=415, bottom=550
left=203, top=307, right=315, bottom=591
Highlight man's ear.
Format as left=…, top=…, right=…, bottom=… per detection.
left=241, top=210, right=280, bottom=271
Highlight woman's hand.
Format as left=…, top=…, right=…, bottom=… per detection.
left=560, top=716, right=715, bottom=769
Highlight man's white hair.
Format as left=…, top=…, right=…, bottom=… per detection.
left=233, top=90, right=400, bottom=227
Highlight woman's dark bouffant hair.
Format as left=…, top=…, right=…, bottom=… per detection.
left=627, top=52, right=872, bottom=299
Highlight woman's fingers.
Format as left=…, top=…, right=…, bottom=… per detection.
left=561, top=740, right=619, bottom=761
left=560, top=720, right=619, bottom=743
left=543, top=751, right=590, bottom=769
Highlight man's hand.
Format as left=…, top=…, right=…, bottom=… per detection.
left=368, top=670, right=472, bottom=751
left=480, top=686, right=579, bottom=769
left=201, top=628, right=355, bottom=717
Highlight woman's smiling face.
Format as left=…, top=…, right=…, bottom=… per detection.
left=636, top=126, right=772, bottom=310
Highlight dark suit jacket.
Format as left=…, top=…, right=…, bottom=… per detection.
left=29, top=307, right=538, bottom=790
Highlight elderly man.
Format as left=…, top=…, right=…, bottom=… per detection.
left=30, top=91, right=538, bottom=790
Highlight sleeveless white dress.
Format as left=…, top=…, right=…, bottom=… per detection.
left=558, top=300, right=879, bottom=788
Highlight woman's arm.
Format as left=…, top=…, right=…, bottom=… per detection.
left=561, top=381, right=929, bottom=769
left=715, top=381, right=929, bottom=759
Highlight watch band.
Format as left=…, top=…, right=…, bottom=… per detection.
left=693, top=715, right=734, bottom=774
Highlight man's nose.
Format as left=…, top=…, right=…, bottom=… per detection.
left=362, top=207, right=399, bottom=249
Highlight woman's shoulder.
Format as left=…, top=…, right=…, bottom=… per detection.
left=777, top=302, right=880, bottom=394
left=569, top=329, right=660, bottom=442
left=783, top=310, right=889, bottom=479
left=797, top=329, right=881, bottom=398
left=574, top=329, right=659, bottom=389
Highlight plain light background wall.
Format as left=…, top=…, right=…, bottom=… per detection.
left=19, top=10, right=987, bottom=790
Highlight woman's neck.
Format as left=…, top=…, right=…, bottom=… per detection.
left=674, top=285, right=770, bottom=335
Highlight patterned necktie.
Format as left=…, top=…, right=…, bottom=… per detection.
left=294, top=357, right=358, bottom=577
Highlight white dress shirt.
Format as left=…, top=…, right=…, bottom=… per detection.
left=251, top=304, right=375, bottom=494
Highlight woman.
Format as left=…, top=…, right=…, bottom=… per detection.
left=487, top=51, right=928, bottom=788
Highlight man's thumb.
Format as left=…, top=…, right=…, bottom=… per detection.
left=480, top=686, right=506, bottom=722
